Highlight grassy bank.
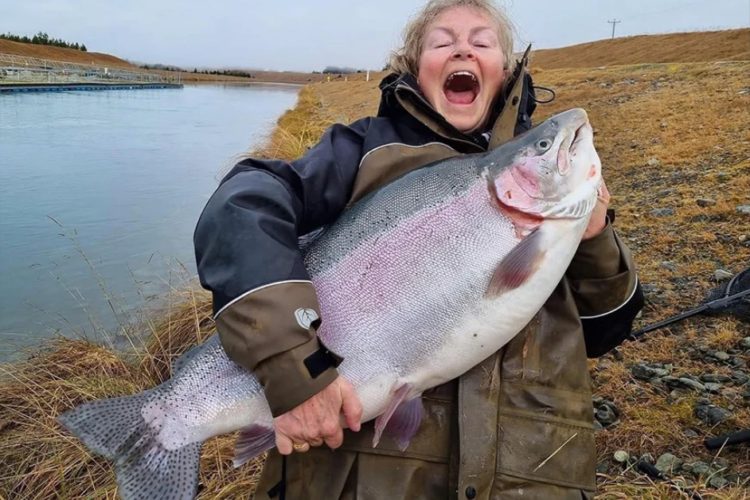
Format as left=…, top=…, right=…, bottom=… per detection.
left=2, top=31, right=749, bottom=498
left=531, top=28, right=750, bottom=69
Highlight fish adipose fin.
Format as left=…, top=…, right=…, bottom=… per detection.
left=58, top=394, right=200, bottom=500
left=486, top=228, right=546, bottom=297
left=233, top=425, right=276, bottom=467
left=373, top=383, right=423, bottom=450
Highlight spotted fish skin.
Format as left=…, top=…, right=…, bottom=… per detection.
left=58, top=108, right=601, bottom=500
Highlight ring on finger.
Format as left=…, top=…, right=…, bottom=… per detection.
left=292, top=442, right=309, bottom=452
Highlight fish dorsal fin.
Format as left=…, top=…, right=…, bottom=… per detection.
left=486, top=228, right=546, bottom=297
left=171, top=344, right=202, bottom=374
left=171, top=335, right=221, bottom=374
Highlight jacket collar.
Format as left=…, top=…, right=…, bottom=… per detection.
left=377, top=73, right=486, bottom=152
left=376, top=51, right=534, bottom=152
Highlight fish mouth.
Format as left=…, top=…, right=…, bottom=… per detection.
left=443, top=71, right=480, bottom=105
left=560, top=121, right=593, bottom=174
left=569, top=122, right=591, bottom=154
left=554, top=113, right=593, bottom=172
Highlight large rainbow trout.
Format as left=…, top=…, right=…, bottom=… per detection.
left=59, top=108, right=602, bottom=499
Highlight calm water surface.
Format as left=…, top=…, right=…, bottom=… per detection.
left=0, top=84, right=299, bottom=359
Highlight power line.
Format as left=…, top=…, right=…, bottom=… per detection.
left=608, top=19, right=621, bottom=39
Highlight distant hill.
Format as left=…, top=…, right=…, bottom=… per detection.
left=531, top=28, right=749, bottom=69
left=0, top=38, right=135, bottom=68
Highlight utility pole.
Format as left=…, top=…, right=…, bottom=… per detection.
left=608, top=19, right=621, bottom=39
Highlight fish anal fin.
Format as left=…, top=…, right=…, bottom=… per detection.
left=486, top=228, right=546, bottom=297
left=383, top=396, right=424, bottom=451
left=373, top=383, right=419, bottom=449
left=233, top=425, right=275, bottom=467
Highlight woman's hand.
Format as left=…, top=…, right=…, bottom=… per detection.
left=582, top=180, right=610, bottom=240
left=273, top=376, right=363, bottom=455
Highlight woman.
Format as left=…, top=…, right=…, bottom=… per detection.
left=194, top=1, right=643, bottom=498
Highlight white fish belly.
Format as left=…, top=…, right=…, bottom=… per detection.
left=311, top=182, right=528, bottom=418
left=405, top=218, right=588, bottom=392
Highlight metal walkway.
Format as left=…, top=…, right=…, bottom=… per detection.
left=0, top=82, right=182, bottom=93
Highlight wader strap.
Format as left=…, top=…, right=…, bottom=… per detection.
left=489, top=45, right=532, bottom=149
left=457, top=353, right=502, bottom=500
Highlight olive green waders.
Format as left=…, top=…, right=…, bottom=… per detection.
left=254, top=277, right=599, bottom=500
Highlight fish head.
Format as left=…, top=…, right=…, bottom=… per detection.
left=489, top=108, right=602, bottom=223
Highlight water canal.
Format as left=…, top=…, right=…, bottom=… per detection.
left=0, top=83, right=300, bottom=359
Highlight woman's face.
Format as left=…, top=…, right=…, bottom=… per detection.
left=417, top=6, right=506, bottom=133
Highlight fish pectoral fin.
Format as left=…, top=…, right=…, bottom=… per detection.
left=233, top=424, right=276, bottom=467
left=486, top=227, right=547, bottom=297
left=373, top=383, right=423, bottom=450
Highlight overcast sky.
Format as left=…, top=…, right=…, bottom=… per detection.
left=1, top=0, right=747, bottom=71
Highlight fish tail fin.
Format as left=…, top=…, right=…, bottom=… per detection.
left=58, top=393, right=152, bottom=460
left=58, top=394, right=201, bottom=499
left=115, top=440, right=200, bottom=500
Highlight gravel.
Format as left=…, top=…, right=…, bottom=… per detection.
left=655, top=453, right=681, bottom=474
left=614, top=450, right=630, bottom=463
left=651, top=208, right=675, bottom=217
left=694, top=402, right=732, bottom=425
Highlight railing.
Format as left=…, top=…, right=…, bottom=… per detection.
left=0, top=53, right=181, bottom=85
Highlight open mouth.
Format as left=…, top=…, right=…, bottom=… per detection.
left=569, top=122, right=591, bottom=153
left=443, top=71, right=480, bottom=105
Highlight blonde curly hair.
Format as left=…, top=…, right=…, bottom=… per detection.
left=389, top=0, right=515, bottom=77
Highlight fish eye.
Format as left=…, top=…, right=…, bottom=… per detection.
left=536, top=139, right=552, bottom=151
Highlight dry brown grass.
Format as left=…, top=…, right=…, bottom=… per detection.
left=2, top=32, right=749, bottom=499
left=532, top=28, right=750, bottom=69
left=0, top=287, right=267, bottom=499
left=0, top=39, right=136, bottom=69
left=255, top=86, right=330, bottom=160
left=535, top=60, right=750, bottom=497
